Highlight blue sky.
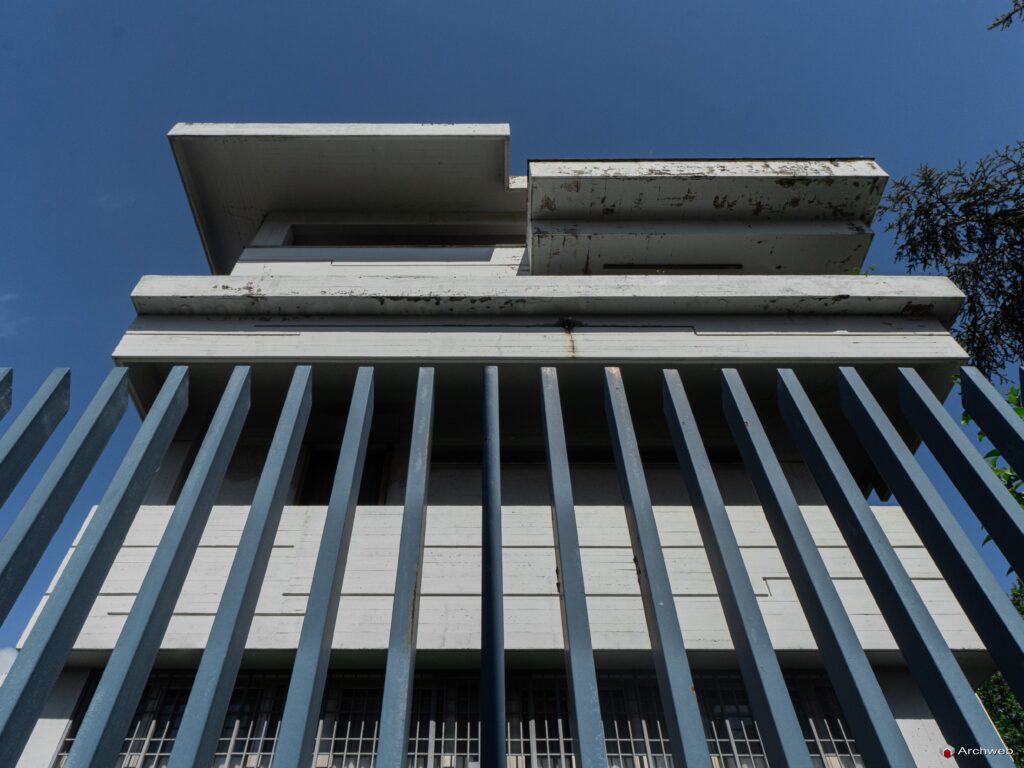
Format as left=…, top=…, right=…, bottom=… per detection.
left=0, top=1, right=1022, bottom=650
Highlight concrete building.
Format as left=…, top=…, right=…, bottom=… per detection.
left=1, top=124, right=1021, bottom=767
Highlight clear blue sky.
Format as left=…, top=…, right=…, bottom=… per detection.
left=0, top=1, right=1021, bottom=649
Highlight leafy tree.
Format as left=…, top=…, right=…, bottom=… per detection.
left=975, top=581, right=1024, bottom=764
left=971, top=385, right=1024, bottom=515
left=881, top=142, right=1024, bottom=379
left=990, top=0, right=1024, bottom=30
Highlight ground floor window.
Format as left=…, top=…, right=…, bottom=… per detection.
left=52, top=669, right=862, bottom=768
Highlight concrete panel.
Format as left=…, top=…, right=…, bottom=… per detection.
left=15, top=668, right=89, bottom=768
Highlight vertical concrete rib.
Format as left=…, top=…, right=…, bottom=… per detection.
left=0, top=366, right=188, bottom=768
left=168, top=365, right=312, bottom=768
left=778, top=369, right=1011, bottom=764
left=376, top=368, right=435, bottom=768
left=64, top=366, right=251, bottom=768
left=899, top=367, right=1024, bottom=578
left=603, top=368, right=711, bottom=768
left=0, top=368, right=11, bottom=421
left=0, top=368, right=128, bottom=623
left=839, top=367, right=1024, bottom=702
left=480, top=365, right=507, bottom=768
left=720, top=369, right=912, bottom=767
left=662, top=369, right=812, bottom=768
left=0, top=368, right=71, bottom=510
left=273, top=367, right=374, bottom=768
left=540, top=367, right=608, bottom=768
left=961, top=366, right=1024, bottom=476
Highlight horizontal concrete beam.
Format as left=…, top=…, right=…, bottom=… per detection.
left=529, top=158, right=887, bottom=223
left=113, top=318, right=967, bottom=365
left=130, top=274, right=963, bottom=325
left=529, top=219, right=872, bottom=275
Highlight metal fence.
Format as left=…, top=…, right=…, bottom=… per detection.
left=0, top=363, right=1022, bottom=767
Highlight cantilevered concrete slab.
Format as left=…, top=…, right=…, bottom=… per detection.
left=169, top=123, right=526, bottom=274
left=527, top=159, right=887, bottom=275
left=129, top=274, right=963, bottom=326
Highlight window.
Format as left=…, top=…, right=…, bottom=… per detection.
left=52, top=670, right=861, bottom=767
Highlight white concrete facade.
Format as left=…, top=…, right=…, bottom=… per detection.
left=26, top=466, right=979, bottom=659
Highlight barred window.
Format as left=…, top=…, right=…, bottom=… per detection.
left=52, top=670, right=861, bottom=767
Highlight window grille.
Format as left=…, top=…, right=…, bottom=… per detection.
left=51, top=670, right=860, bottom=767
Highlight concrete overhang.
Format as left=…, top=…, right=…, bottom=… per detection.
left=129, top=274, right=964, bottom=327
left=527, top=159, right=888, bottom=275
left=169, top=123, right=526, bottom=275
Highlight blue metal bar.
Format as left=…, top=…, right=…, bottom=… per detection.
left=961, top=366, right=1024, bottom=477
left=64, top=366, right=251, bottom=768
left=480, top=365, right=506, bottom=768
left=273, top=367, right=374, bottom=768
left=0, top=369, right=10, bottom=421
left=0, top=368, right=71, bottom=510
left=720, top=369, right=912, bottom=767
left=778, top=369, right=1011, bottom=764
left=0, top=368, right=128, bottom=623
left=167, top=366, right=311, bottom=768
left=662, top=369, right=811, bottom=768
left=0, top=366, right=188, bottom=768
left=540, top=367, right=608, bottom=768
left=899, top=367, right=1024, bottom=578
left=376, top=368, right=435, bottom=768
left=604, top=368, right=711, bottom=768
left=840, top=366, right=1024, bottom=702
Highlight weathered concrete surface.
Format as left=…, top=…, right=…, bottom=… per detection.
left=131, top=273, right=963, bottom=325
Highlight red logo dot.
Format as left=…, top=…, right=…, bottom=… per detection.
left=942, top=747, right=954, bottom=758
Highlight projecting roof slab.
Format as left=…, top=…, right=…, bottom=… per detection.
left=169, top=123, right=525, bottom=274
left=528, top=158, right=887, bottom=221
left=527, top=158, right=888, bottom=275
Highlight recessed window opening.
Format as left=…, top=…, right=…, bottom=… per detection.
left=601, top=262, right=744, bottom=273
left=53, top=670, right=862, bottom=768
left=289, top=223, right=524, bottom=247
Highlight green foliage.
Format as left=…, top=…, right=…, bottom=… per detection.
left=964, top=386, right=1024, bottom=541
left=881, top=143, right=1024, bottom=379
left=990, top=0, right=1024, bottom=30
left=976, top=581, right=1024, bottom=764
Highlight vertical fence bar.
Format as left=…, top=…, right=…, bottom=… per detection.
left=604, top=368, right=711, bottom=768
left=662, top=369, right=811, bottom=768
left=720, top=369, right=912, bottom=766
left=839, top=367, right=1024, bottom=702
left=0, top=369, right=11, bottom=421
left=899, top=367, right=1024, bottom=578
left=0, top=368, right=129, bottom=623
left=777, top=369, right=1012, bottom=763
left=168, top=366, right=312, bottom=768
left=480, top=365, right=506, bottom=768
left=273, top=367, right=374, bottom=768
left=64, top=366, right=251, bottom=768
left=0, top=368, right=71, bottom=510
left=376, top=368, right=435, bottom=768
left=0, top=366, right=188, bottom=768
left=540, top=367, right=608, bottom=768
left=961, top=366, right=1024, bottom=476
